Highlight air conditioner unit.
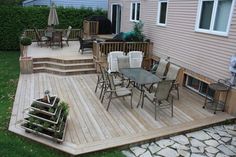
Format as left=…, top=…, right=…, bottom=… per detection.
left=229, top=55, right=236, bottom=86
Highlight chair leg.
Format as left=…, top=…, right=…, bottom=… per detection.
left=99, top=83, right=105, bottom=99
left=130, top=94, right=133, bottom=109
left=106, top=93, right=112, bottom=111
left=155, top=103, right=157, bottom=120
left=171, top=96, right=174, bottom=117
left=95, top=75, right=100, bottom=93
left=66, top=40, right=69, bottom=46
left=101, top=86, right=107, bottom=103
left=177, top=86, right=179, bottom=100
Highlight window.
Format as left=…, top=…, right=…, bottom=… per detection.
left=157, top=0, right=168, bottom=26
left=196, top=0, right=234, bottom=36
left=185, top=75, right=214, bottom=97
left=130, top=2, right=140, bottom=22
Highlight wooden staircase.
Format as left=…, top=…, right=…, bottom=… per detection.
left=33, top=57, right=96, bottom=75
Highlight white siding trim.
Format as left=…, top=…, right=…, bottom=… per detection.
left=195, top=0, right=235, bottom=37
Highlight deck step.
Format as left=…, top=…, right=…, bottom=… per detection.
left=33, top=67, right=96, bottom=75
left=33, top=62, right=95, bottom=70
left=33, top=57, right=94, bottom=64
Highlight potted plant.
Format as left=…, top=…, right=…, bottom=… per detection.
left=20, top=37, right=32, bottom=58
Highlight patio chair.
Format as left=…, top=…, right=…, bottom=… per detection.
left=146, top=59, right=169, bottom=92
left=34, top=28, right=49, bottom=47
left=156, top=59, right=169, bottom=79
left=166, top=64, right=181, bottom=100
left=128, top=51, right=143, bottom=68
left=78, top=36, right=94, bottom=54
left=144, top=80, right=174, bottom=120
left=107, top=51, right=125, bottom=73
left=62, top=26, right=72, bottom=46
left=51, top=31, right=63, bottom=48
left=106, top=72, right=133, bottom=111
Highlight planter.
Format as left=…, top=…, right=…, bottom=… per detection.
left=28, top=107, right=62, bottom=124
left=21, top=92, right=69, bottom=143
left=21, top=117, right=68, bottom=143
left=33, top=96, right=59, bottom=108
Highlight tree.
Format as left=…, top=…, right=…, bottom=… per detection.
left=0, top=0, right=24, bottom=6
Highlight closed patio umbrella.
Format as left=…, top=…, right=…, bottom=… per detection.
left=48, top=3, right=59, bottom=26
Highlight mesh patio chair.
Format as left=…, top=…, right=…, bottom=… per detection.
left=34, top=28, right=49, bottom=47
left=156, top=59, right=169, bottom=79
left=144, top=80, right=174, bottom=120
left=106, top=72, right=133, bottom=111
left=166, top=64, right=181, bottom=100
left=128, top=51, right=143, bottom=68
left=62, top=26, right=72, bottom=46
left=107, top=51, right=125, bottom=73
left=147, top=59, right=169, bottom=92
left=52, top=31, right=63, bottom=48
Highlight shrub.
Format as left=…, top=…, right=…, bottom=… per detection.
left=20, top=37, right=32, bottom=46
left=0, top=6, right=106, bottom=50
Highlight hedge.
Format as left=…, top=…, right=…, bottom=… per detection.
left=0, top=6, right=106, bottom=50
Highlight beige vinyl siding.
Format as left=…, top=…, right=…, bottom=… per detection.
left=108, top=0, right=236, bottom=81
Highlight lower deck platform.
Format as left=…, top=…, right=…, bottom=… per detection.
left=9, top=73, right=234, bottom=155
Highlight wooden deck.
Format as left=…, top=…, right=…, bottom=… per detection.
left=9, top=73, right=234, bottom=155
left=27, top=41, right=93, bottom=59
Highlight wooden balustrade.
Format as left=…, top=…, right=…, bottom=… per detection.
left=23, top=29, right=83, bottom=41
left=93, top=41, right=153, bottom=70
left=83, top=20, right=99, bottom=36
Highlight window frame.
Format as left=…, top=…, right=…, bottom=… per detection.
left=195, top=0, right=235, bottom=36
left=156, top=0, right=168, bottom=26
left=130, top=2, right=141, bottom=22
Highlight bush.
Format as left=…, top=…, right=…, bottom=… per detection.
left=0, top=6, right=106, bottom=50
left=20, top=37, right=32, bottom=46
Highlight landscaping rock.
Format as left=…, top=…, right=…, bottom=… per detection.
left=190, top=154, right=207, bottom=157
left=205, top=146, right=219, bottom=154
left=204, top=139, right=219, bottom=147
left=226, top=130, right=236, bottom=136
left=205, top=152, right=214, bottom=157
left=140, top=151, right=152, bottom=157
left=217, top=144, right=236, bottom=156
left=141, top=143, right=150, bottom=149
left=148, top=142, right=161, bottom=154
left=190, top=147, right=202, bottom=153
left=171, top=143, right=189, bottom=150
left=178, top=149, right=190, bottom=157
left=207, top=132, right=221, bottom=140
left=130, top=146, right=146, bottom=156
left=225, top=144, right=236, bottom=153
left=156, top=139, right=174, bottom=148
left=122, top=150, right=136, bottom=157
left=204, top=127, right=217, bottom=134
left=216, top=153, right=230, bottom=157
left=170, top=135, right=189, bottom=145
left=216, top=130, right=232, bottom=137
left=190, top=138, right=206, bottom=147
left=157, top=147, right=178, bottom=157
left=221, top=137, right=231, bottom=143
left=186, top=131, right=211, bottom=141
left=231, top=137, right=236, bottom=146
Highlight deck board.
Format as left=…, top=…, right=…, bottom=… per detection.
left=9, top=73, right=234, bottom=155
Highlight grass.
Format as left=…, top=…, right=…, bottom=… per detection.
left=0, top=51, right=124, bottom=157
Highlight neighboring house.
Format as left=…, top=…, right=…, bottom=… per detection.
left=108, top=0, right=236, bottom=89
left=22, top=0, right=108, bottom=10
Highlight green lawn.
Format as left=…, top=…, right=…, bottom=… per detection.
left=0, top=51, right=124, bottom=157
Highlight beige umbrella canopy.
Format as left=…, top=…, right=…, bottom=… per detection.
left=48, top=3, right=59, bottom=26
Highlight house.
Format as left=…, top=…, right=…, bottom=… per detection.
left=22, top=0, right=108, bottom=10
left=108, top=0, right=236, bottom=114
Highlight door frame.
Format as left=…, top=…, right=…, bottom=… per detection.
left=111, top=3, right=122, bottom=34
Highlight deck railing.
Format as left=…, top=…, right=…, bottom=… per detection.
left=83, top=20, right=99, bottom=36
left=93, top=41, right=153, bottom=70
left=23, top=29, right=83, bottom=41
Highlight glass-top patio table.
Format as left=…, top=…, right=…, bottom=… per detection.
left=120, top=68, right=161, bottom=108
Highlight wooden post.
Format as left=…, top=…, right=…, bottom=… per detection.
left=19, top=57, right=33, bottom=74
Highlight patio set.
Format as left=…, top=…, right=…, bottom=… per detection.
left=34, top=26, right=72, bottom=48
left=95, top=51, right=180, bottom=120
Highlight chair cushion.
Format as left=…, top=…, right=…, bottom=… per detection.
left=41, top=36, right=49, bottom=41
left=115, top=88, right=131, bottom=96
